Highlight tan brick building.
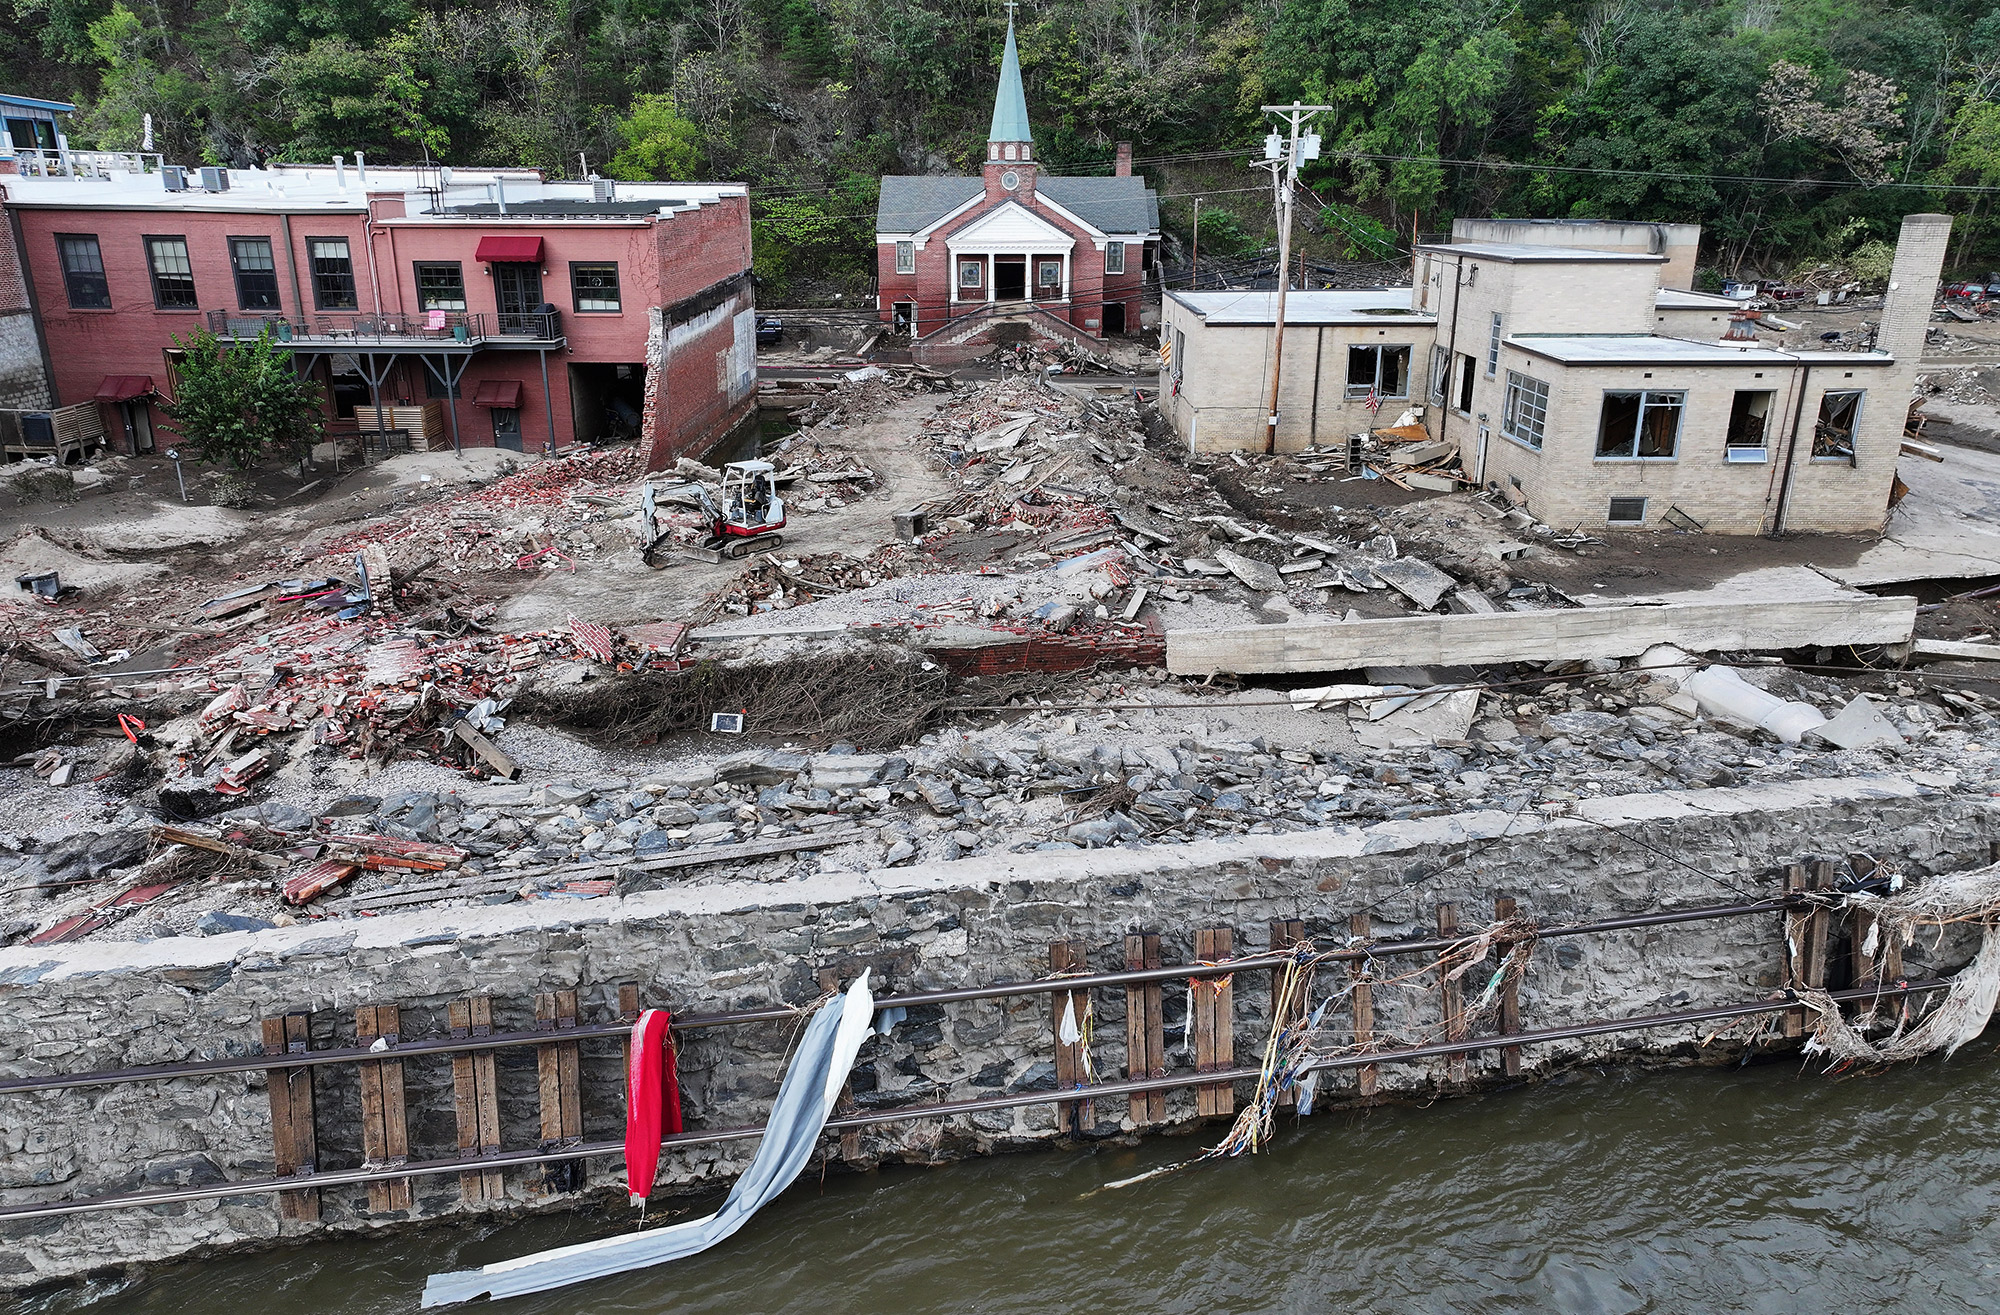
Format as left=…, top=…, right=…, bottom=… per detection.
left=1158, top=213, right=1951, bottom=535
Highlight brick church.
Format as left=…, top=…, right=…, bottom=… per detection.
left=875, top=11, right=1159, bottom=349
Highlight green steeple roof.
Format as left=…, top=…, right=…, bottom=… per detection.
left=987, top=16, right=1033, bottom=143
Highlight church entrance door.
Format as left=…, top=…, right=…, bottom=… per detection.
left=993, top=257, right=1027, bottom=302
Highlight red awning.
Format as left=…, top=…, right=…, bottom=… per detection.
left=93, top=375, right=154, bottom=402
left=470, top=379, right=524, bottom=409
left=473, top=235, right=544, bottom=263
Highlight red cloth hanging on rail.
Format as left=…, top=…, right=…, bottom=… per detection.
left=624, top=1009, right=685, bottom=1205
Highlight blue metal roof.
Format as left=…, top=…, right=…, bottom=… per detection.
left=988, top=20, right=1033, bottom=144
left=0, top=94, right=77, bottom=114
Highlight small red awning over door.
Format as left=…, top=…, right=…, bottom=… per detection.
left=93, top=375, right=154, bottom=402
left=473, top=235, right=544, bottom=263
left=471, top=379, right=524, bottom=409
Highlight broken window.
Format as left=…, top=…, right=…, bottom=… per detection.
left=1105, top=242, right=1126, bottom=275
left=1428, top=345, right=1449, bottom=406
left=1813, top=390, right=1864, bottom=462
left=1345, top=344, right=1411, bottom=400
left=1486, top=312, right=1502, bottom=376
left=415, top=261, right=466, bottom=311
left=309, top=237, right=358, bottom=310
left=1726, top=389, right=1773, bottom=459
left=1502, top=370, right=1550, bottom=449
left=1456, top=354, right=1476, bottom=412
left=230, top=237, right=280, bottom=311
left=56, top=233, right=109, bottom=309
left=895, top=241, right=915, bottom=274
left=1607, top=496, right=1648, bottom=525
left=146, top=236, right=197, bottom=310
left=1595, top=389, right=1684, bottom=459
left=1172, top=327, right=1185, bottom=385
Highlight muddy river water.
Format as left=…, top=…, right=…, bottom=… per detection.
left=21, top=1047, right=2000, bottom=1314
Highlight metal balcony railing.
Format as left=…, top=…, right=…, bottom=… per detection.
left=10, top=148, right=165, bottom=179
left=205, top=310, right=563, bottom=345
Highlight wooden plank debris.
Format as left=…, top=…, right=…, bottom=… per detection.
left=1782, top=864, right=1809, bottom=1039
left=453, top=720, right=520, bottom=779
left=1124, top=933, right=1165, bottom=1125
left=1050, top=939, right=1095, bottom=1135
left=1167, top=595, right=1919, bottom=675
left=1192, top=927, right=1235, bottom=1118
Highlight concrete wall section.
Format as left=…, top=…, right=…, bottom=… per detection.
left=1165, top=594, right=1915, bottom=675
left=1452, top=218, right=1702, bottom=291
left=0, top=775, right=1991, bottom=1291
left=1480, top=344, right=1898, bottom=534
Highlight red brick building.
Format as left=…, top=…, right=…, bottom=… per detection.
left=1, top=158, right=754, bottom=469
left=874, top=16, right=1159, bottom=358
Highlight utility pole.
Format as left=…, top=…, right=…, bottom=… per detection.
left=1190, top=197, right=1202, bottom=289
left=1256, top=102, right=1328, bottom=454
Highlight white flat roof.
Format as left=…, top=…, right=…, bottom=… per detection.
left=1, top=165, right=745, bottom=216
left=1167, top=288, right=1428, bottom=325
left=1655, top=288, right=1742, bottom=310
left=1509, top=334, right=1895, bottom=366
left=1417, top=241, right=1666, bottom=263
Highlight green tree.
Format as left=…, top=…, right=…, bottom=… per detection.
left=609, top=95, right=705, bottom=179
left=163, top=328, right=325, bottom=470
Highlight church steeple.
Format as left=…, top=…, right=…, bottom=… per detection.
left=983, top=2, right=1036, bottom=199
left=988, top=4, right=1033, bottom=149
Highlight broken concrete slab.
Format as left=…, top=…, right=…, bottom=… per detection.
left=1353, top=687, right=1480, bottom=749
left=1214, top=548, right=1284, bottom=593
left=1372, top=557, right=1457, bottom=610
left=714, top=751, right=809, bottom=786
left=1912, top=638, right=2000, bottom=663
left=1166, top=595, right=1918, bottom=676
left=1808, top=695, right=1905, bottom=750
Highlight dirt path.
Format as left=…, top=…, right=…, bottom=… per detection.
left=490, top=392, right=960, bottom=629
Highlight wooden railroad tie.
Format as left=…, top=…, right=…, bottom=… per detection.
left=1494, top=897, right=1524, bottom=1078
left=1349, top=912, right=1378, bottom=1099
left=1268, top=918, right=1306, bottom=1109
left=1050, top=938, right=1095, bottom=1135
left=535, top=990, right=585, bottom=1194
left=260, top=1012, right=319, bottom=1222
left=449, top=996, right=505, bottom=1203
left=1192, top=927, right=1235, bottom=1118
left=355, top=1004, right=412, bottom=1212
left=1437, top=903, right=1468, bottom=1086
left=1124, top=932, right=1165, bottom=1125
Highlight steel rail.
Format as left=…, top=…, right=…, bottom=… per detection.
left=0, top=899, right=1795, bottom=1096
left=0, top=899, right=1794, bottom=1097
left=0, top=976, right=1946, bottom=1222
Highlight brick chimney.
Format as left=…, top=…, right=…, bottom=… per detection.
left=1114, top=142, right=1132, bottom=177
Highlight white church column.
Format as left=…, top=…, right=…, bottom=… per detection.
left=987, top=254, right=996, bottom=303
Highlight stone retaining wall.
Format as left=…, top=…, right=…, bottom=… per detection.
left=0, top=772, right=1991, bottom=1292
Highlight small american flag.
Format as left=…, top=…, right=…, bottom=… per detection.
left=1364, top=385, right=1383, bottom=414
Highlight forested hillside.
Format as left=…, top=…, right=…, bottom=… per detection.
left=10, top=0, right=2000, bottom=288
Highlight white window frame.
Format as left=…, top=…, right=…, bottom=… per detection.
left=1594, top=388, right=1685, bottom=461
left=1502, top=370, right=1550, bottom=450
left=1486, top=312, right=1503, bottom=376
left=1427, top=344, right=1450, bottom=406
left=895, top=241, right=915, bottom=274
left=958, top=259, right=983, bottom=289
left=1607, top=496, right=1648, bottom=525
left=1104, top=242, right=1126, bottom=275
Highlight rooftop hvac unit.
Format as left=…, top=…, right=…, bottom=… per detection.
left=198, top=166, right=230, bottom=191
left=160, top=165, right=187, bottom=192
left=593, top=178, right=616, bottom=203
